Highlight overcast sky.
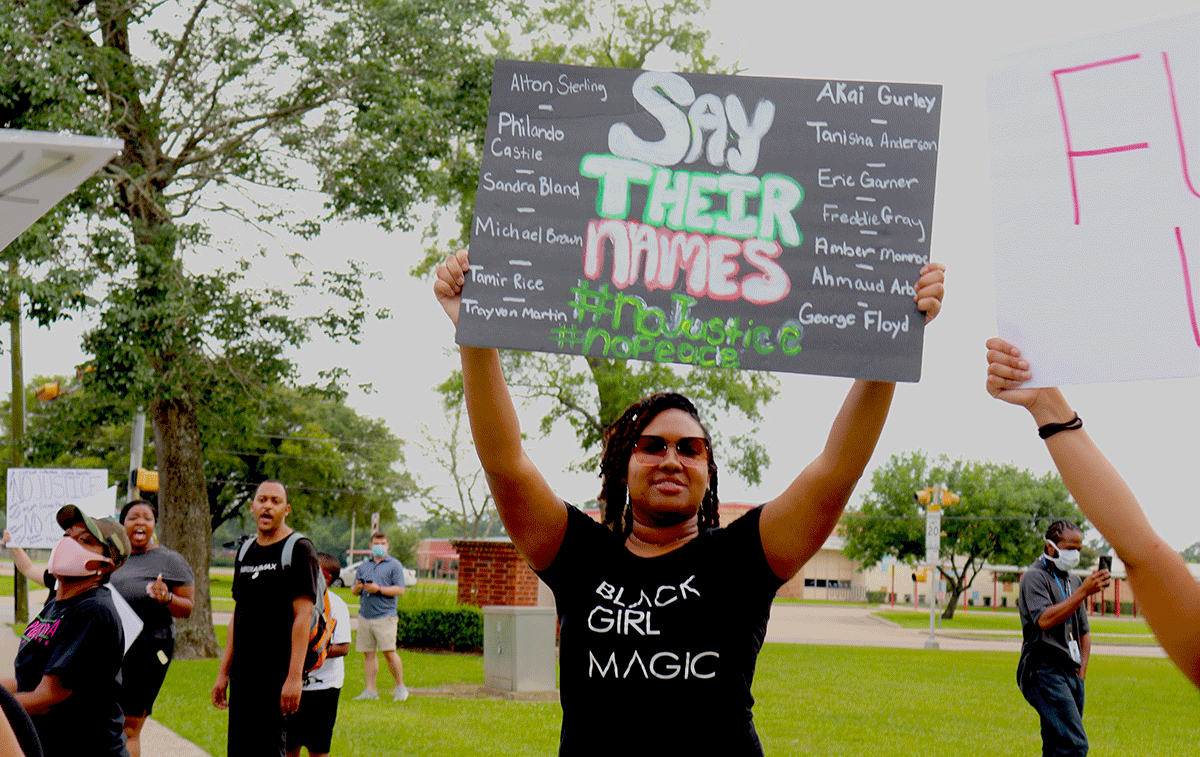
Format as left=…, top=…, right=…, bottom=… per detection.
left=19, top=0, right=1200, bottom=550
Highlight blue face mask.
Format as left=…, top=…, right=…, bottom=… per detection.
left=371, top=544, right=387, bottom=558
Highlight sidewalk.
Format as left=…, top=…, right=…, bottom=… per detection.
left=764, top=603, right=1167, bottom=658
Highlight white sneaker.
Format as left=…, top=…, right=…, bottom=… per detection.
left=352, top=690, right=379, bottom=701
left=393, top=685, right=409, bottom=702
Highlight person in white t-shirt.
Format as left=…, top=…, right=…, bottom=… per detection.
left=286, top=553, right=352, bottom=757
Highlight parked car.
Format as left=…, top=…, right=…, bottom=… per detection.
left=331, top=559, right=416, bottom=588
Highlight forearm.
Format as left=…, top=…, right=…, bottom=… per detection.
left=461, top=346, right=525, bottom=474
left=287, top=600, right=314, bottom=682
left=1079, top=633, right=1091, bottom=677
left=327, top=642, right=350, bottom=659
left=217, top=622, right=235, bottom=677
left=816, top=379, right=897, bottom=490
left=9, top=547, right=44, bottom=586
left=1037, top=593, right=1087, bottom=630
left=1025, top=391, right=1158, bottom=566
left=760, top=380, right=896, bottom=579
left=15, top=675, right=70, bottom=716
left=167, top=587, right=194, bottom=618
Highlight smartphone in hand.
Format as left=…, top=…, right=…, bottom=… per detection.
left=1098, top=555, right=1112, bottom=573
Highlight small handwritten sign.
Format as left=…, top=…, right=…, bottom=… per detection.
left=0, top=129, right=121, bottom=252
left=6, top=468, right=116, bottom=549
left=987, top=13, right=1200, bottom=385
left=458, top=61, right=943, bottom=381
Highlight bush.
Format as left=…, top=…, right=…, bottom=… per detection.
left=397, top=607, right=483, bottom=652
left=865, top=591, right=888, bottom=604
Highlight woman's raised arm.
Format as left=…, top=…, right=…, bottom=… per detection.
left=435, top=250, right=568, bottom=570
left=759, top=262, right=945, bottom=580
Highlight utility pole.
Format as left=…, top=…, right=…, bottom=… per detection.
left=8, top=259, right=28, bottom=624
left=915, top=485, right=960, bottom=650
left=128, top=408, right=146, bottom=502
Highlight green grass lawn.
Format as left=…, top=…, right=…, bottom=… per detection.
left=155, top=630, right=1195, bottom=756
left=209, top=578, right=458, bottom=612
left=875, top=609, right=1153, bottom=636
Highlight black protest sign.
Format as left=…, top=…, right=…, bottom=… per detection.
left=457, top=60, right=942, bottom=381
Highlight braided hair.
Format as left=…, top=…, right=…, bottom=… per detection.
left=598, top=392, right=719, bottom=537
left=1045, top=519, right=1081, bottom=546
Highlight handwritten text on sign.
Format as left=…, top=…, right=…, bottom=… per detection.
left=458, top=61, right=943, bottom=381
left=0, top=129, right=121, bottom=252
left=987, top=13, right=1200, bottom=385
left=6, top=469, right=115, bottom=549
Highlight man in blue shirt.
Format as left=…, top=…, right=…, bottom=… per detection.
left=350, top=532, right=408, bottom=701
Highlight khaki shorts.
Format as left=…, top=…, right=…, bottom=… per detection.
left=356, top=614, right=398, bottom=652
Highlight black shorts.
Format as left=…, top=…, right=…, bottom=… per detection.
left=119, top=634, right=174, bottom=717
left=284, top=687, right=341, bottom=754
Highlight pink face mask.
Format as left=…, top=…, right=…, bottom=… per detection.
left=48, top=535, right=111, bottom=578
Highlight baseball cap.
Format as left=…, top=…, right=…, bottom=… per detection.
left=56, top=505, right=131, bottom=569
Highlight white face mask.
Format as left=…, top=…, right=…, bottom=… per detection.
left=1045, top=539, right=1081, bottom=571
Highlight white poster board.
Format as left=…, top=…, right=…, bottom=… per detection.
left=987, top=13, right=1200, bottom=386
left=0, top=129, right=121, bottom=252
left=6, top=468, right=116, bottom=549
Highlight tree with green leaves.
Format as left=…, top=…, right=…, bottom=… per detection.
left=3, top=375, right=415, bottom=532
left=3, top=0, right=500, bottom=657
left=1181, top=542, right=1200, bottom=563
left=841, top=451, right=1085, bottom=619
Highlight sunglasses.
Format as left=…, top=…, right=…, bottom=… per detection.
left=632, top=435, right=709, bottom=466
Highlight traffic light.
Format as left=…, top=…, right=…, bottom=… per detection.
left=134, top=468, right=159, bottom=493
left=915, top=487, right=960, bottom=506
left=35, top=382, right=61, bottom=401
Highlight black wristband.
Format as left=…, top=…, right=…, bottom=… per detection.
left=1038, top=413, right=1082, bottom=439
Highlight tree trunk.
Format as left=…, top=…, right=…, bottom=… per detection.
left=942, top=582, right=963, bottom=620
left=153, top=397, right=220, bottom=659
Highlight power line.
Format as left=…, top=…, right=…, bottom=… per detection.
left=23, top=439, right=396, bottom=465
left=205, top=478, right=403, bottom=497
left=252, top=433, right=399, bottom=449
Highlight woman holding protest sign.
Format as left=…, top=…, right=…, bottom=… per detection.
left=434, top=248, right=945, bottom=754
left=986, top=337, right=1200, bottom=688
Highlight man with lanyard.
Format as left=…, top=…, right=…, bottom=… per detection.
left=1017, top=520, right=1110, bottom=757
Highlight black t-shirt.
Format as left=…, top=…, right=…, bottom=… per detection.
left=538, top=505, right=785, bottom=756
left=14, top=587, right=127, bottom=757
left=231, top=534, right=320, bottom=684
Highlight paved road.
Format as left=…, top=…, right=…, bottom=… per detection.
left=1, top=597, right=1164, bottom=756
left=764, top=602, right=1165, bottom=658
